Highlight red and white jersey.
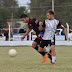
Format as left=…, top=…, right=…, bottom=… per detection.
left=42, top=19, right=64, bottom=42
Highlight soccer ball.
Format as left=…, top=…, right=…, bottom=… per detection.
left=8, top=49, right=17, bottom=57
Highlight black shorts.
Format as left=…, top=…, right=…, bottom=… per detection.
left=40, top=39, right=55, bottom=48
left=34, top=37, right=42, bottom=44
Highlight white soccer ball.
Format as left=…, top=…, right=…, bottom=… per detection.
left=8, top=49, right=17, bottom=57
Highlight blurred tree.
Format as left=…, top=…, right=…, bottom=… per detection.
left=54, top=0, right=72, bottom=28
left=1, top=0, right=18, bottom=7
left=14, top=22, right=21, bottom=28
left=30, top=0, right=51, bottom=21
left=15, top=6, right=26, bottom=18
left=0, top=0, right=27, bottom=28
left=30, top=0, right=72, bottom=29
left=0, top=0, right=18, bottom=28
left=0, top=6, right=10, bottom=28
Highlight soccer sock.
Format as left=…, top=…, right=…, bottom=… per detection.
left=34, top=46, right=52, bottom=60
left=34, top=46, right=45, bottom=56
left=52, top=56, right=56, bottom=63
left=45, top=48, right=50, bottom=53
left=46, top=53, right=52, bottom=60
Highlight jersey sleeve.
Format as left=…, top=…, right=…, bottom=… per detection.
left=31, top=18, right=39, bottom=27
left=42, top=20, right=46, bottom=28
left=57, top=21, right=64, bottom=29
left=28, top=23, right=33, bottom=29
left=28, top=18, right=37, bottom=29
left=31, top=18, right=39, bottom=24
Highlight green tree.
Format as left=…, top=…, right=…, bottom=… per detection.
left=0, top=0, right=18, bottom=28
left=30, top=0, right=51, bottom=21
left=14, top=23, right=21, bottom=28
left=15, top=7, right=26, bottom=18
left=0, top=6, right=10, bottom=28
left=30, top=0, right=72, bottom=29
left=0, top=0, right=27, bottom=28
left=1, top=0, right=18, bottom=7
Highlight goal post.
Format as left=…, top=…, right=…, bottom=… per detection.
left=66, top=23, right=69, bottom=38
left=8, top=22, right=10, bottom=41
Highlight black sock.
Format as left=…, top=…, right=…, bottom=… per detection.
left=35, top=46, right=52, bottom=60
left=47, top=53, right=52, bottom=60
left=34, top=46, right=45, bottom=56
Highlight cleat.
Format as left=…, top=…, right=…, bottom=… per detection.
left=50, top=59, right=56, bottom=64
left=50, top=60, right=52, bottom=63
left=55, top=59, right=56, bottom=61
left=49, top=49, right=51, bottom=54
left=50, top=59, right=56, bottom=63
left=52, top=63, right=55, bottom=66
left=42, top=54, right=48, bottom=63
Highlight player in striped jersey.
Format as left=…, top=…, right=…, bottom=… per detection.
left=20, top=14, right=52, bottom=62
left=38, top=9, right=69, bottom=66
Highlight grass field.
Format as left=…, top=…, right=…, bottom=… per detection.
left=0, top=46, right=72, bottom=72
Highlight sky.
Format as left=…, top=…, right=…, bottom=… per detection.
left=17, top=0, right=31, bottom=7
left=17, top=0, right=31, bottom=12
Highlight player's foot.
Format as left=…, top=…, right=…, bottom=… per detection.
left=55, top=59, right=56, bottom=61
left=50, top=59, right=56, bottom=66
left=51, top=63, right=55, bottom=66
left=42, top=54, right=48, bottom=63
left=50, top=59, right=56, bottom=63
left=49, top=49, right=51, bottom=54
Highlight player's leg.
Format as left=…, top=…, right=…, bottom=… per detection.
left=50, top=44, right=56, bottom=66
left=38, top=40, right=50, bottom=63
left=32, top=38, right=50, bottom=57
left=50, top=37, right=56, bottom=66
left=32, top=37, right=50, bottom=54
left=32, top=41, right=37, bottom=48
left=38, top=40, right=51, bottom=53
left=38, top=46, right=50, bottom=53
left=32, top=38, right=52, bottom=62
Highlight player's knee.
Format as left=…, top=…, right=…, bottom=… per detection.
left=51, top=45, right=55, bottom=50
left=51, top=47, right=55, bottom=52
left=32, top=43, right=36, bottom=48
left=38, top=47, right=43, bottom=52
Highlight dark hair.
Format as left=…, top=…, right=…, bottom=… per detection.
left=21, top=14, right=28, bottom=18
left=46, top=9, right=54, bottom=15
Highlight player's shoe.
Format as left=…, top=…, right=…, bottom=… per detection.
left=50, top=59, right=56, bottom=66
left=55, top=59, right=56, bottom=61
left=42, top=54, right=48, bottom=63
left=51, top=63, right=55, bottom=66
left=50, top=59, right=56, bottom=63
left=49, top=49, right=51, bottom=54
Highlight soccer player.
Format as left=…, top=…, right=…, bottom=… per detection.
left=20, top=14, right=51, bottom=63
left=38, top=9, right=69, bottom=66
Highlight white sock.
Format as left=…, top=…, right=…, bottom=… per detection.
left=45, top=48, right=50, bottom=53
left=52, top=56, right=56, bottom=63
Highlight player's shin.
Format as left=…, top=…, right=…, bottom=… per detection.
left=34, top=46, right=46, bottom=56
left=34, top=46, right=49, bottom=63
left=52, top=56, right=56, bottom=63
left=45, top=48, right=50, bottom=53
left=46, top=52, right=52, bottom=60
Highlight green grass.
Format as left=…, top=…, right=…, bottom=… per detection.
left=0, top=46, right=72, bottom=72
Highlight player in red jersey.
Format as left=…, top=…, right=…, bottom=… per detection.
left=21, top=14, right=52, bottom=63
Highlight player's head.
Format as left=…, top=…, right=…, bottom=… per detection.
left=46, top=9, right=54, bottom=20
left=21, top=14, right=29, bottom=23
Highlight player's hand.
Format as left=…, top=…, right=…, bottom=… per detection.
left=39, top=21, right=43, bottom=26
left=66, top=36, right=69, bottom=41
left=21, top=36, right=25, bottom=41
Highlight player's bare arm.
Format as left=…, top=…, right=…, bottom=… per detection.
left=32, top=31, right=36, bottom=35
left=38, top=21, right=43, bottom=31
left=57, top=21, right=69, bottom=40
left=21, top=28, right=32, bottom=40
left=63, top=28, right=69, bottom=40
